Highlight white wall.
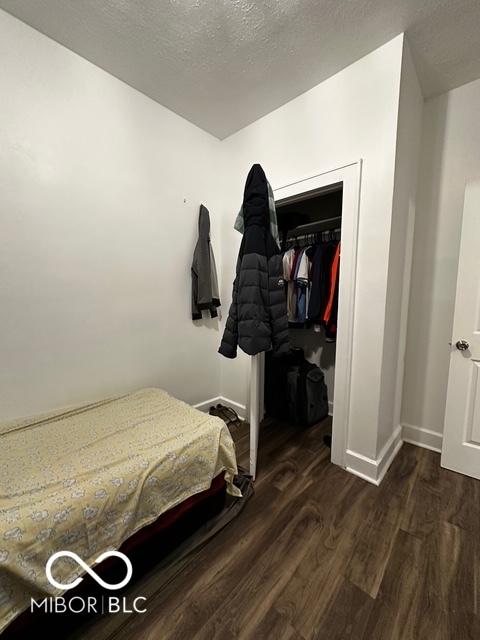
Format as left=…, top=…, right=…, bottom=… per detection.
left=401, top=77, right=480, bottom=443
left=218, top=36, right=405, bottom=461
left=0, top=10, right=223, bottom=420
left=377, top=41, right=423, bottom=453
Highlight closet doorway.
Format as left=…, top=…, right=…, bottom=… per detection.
left=249, top=161, right=362, bottom=478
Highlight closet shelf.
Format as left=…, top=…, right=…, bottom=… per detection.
left=288, top=215, right=342, bottom=233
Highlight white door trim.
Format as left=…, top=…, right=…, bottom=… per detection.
left=249, top=160, right=362, bottom=478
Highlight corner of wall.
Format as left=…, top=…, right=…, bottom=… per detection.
left=401, top=423, right=443, bottom=452
left=375, top=34, right=423, bottom=459
left=346, top=424, right=403, bottom=485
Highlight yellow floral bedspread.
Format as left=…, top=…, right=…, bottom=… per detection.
left=0, top=388, right=239, bottom=632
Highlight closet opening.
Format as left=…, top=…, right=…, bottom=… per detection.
left=265, top=185, right=343, bottom=443
left=248, top=162, right=361, bottom=479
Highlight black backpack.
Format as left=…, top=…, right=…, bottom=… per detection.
left=287, top=360, right=329, bottom=426
left=265, top=349, right=329, bottom=427
left=264, top=348, right=304, bottom=420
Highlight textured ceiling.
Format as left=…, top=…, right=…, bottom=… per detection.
left=1, top=1, right=480, bottom=138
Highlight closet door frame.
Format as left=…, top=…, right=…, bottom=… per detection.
left=249, top=160, right=362, bottom=478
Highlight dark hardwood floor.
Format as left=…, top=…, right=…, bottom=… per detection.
left=74, top=416, right=479, bottom=640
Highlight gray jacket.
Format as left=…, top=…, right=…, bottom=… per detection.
left=191, top=205, right=220, bottom=320
left=219, top=165, right=289, bottom=358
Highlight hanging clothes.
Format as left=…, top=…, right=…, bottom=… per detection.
left=307, top=242, right=336, bottom=325
left=191, top=205, right=221, bottom=320
left=323, top=242, right=340, bottom=341
left=281, top=237, right=340, bottom=340
left=294, top=248, right=309, bottom=323
left=219, top=164, right=290, bottom=358
left=234, top=179, right=280, bottom=249
left=283, top=248, right=296, bottom=322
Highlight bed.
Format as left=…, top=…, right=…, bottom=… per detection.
left=0, top=388, right=239, bottom=634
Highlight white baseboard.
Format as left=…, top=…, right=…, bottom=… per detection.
left=193, top=396, right=220, bottom=413
left=401, top=423, right=443, bottom=453
left=194, top=402, right=441, bottom=482
left=345, top=425, right=403, bottom=486
left=193, top=396, right=246, bottom=421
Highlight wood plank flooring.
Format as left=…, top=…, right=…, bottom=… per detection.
left=74, top=416, right=479, bottom=640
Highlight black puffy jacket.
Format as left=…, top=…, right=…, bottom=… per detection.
left=219, top=164, right=289, bottom=359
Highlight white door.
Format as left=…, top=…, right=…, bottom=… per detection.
left=441, top=179, right=480, bottom=479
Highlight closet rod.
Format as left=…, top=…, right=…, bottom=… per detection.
left=286, top=227, right=341, bottom=243
left=291, top=215, right=342, bottom=231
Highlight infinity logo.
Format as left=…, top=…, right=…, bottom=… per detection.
left=46, top=550, right=133, bottom=591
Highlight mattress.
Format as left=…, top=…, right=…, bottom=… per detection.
left=0, top=388, right=239, bottom=633
left=4, top=473, right=227, bottom=638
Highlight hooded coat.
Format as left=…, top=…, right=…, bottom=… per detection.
left=219, top=164, right=289, bottom=358
left=191, top=205, right=220, bottom=320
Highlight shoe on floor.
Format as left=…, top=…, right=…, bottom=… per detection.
left=216, top=404, right=239, bottom=423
